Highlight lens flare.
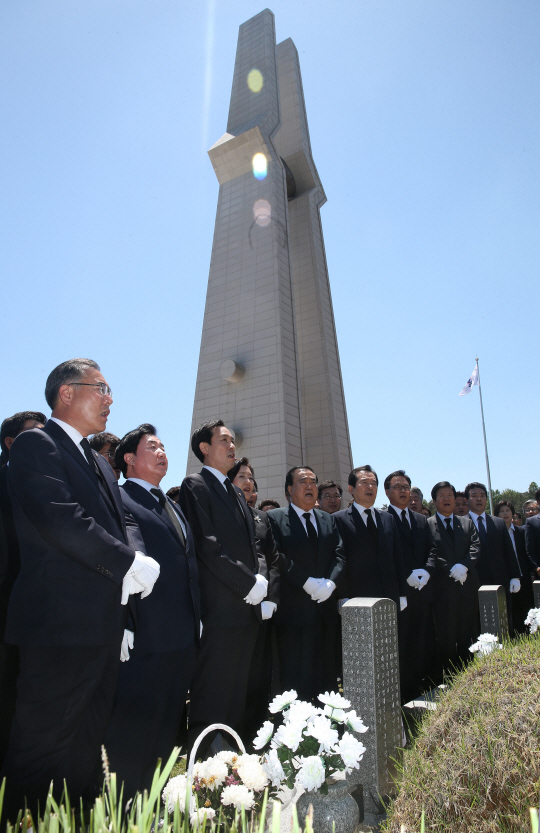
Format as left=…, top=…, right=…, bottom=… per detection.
left=253, top=199, right=271, bottom=227
left=247, top=69, right=263, bottom=92
left=252, top=153, right=267, bottom=181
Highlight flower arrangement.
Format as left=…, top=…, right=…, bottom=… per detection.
left=525, top=608, right=540, bottom=634
left=469, top=633, right=503, bottom=656
left=254, top=690, right=368, bottom=795
left=162, top=751, right=268, bottom=825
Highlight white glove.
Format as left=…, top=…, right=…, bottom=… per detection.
left=406, top=571, right=421, bottom=589
left=261, top=601, right=277, bottom=620
left=244, top=574, right=268, bottom=605
left=121, top=552, right=161, bottom=604
left=400, top=596, right=408, bottom=611
left=414, top=568, right=430, bottom=589
left=338, top=598, right=350, bottom=615
left=303, top=576, right=323, bottom=596
left=449, top=563, right=468, bottom=584
left=120, top=629, right=134, bottom=662
left=311, top=579, right=336, bottom=603
left=509, top=578, right=521, bottom=593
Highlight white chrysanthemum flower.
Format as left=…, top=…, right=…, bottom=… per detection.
left=269, top=690, right=298, bottom=713
left=261, top=749, right=285, bottom=787
left=192, top=762, right=204, bottom=777
left=469, top=633, right=502, bottom=656
left=252, top=720, right=274, bottom=750
left=323, top=705, right=346, bottom=722
left=333, top=731, right=366, bottom=771
left=273, top=720, right=305, bottom=752
left=162, top=774, right=188, bottom=813
left=295, top=756, right=326, bottom=792
left=288, top=701, right=319, bottom=723
left=198, top=756, right=229, bottom=787
left=221, top=784, right=255, bottom=811
left=318, top=691, right=351, bottom=710
left=235, top=754, right=269, bottom=792
left=190, top=807, right=216, bottom=826
left=305, top=715, right=339, bottom=752
left=344, top=709, right=368, bottom=734
left=215, top=750, right=237, bottom=765
left=525, top=608, right=540, bottom=634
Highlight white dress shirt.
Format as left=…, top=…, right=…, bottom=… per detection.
left=291, top=501, right=318, bottom=534
left=353, top=502, right=378, bottom=527
left=127, top=477, right=187, bottom=538
left=469, top=510, right=486, bottom=531
left=49, top=417, right=87, bottom=459
left=203, top=465, right=228, bottom=490
left=391, top=504, right=411, bottom=526
left=437, top=512, right=453, bottom=528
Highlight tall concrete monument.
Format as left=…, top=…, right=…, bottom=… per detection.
left=187, top=9, right=353, bottom=501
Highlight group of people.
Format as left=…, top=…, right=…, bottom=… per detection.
left=1, top=357, right=539, bottom=821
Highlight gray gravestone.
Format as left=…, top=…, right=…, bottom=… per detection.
left=341, top=598, right=401, bottom=820
left=533, top=581, right=540, bottom=608
left=478, top=585, right=508, bottom=639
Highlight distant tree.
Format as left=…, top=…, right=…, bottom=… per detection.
left=487, top=482, right=538, bottom=514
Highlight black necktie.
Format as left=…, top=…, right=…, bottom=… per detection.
left=151, top=488, right=186, bottom=548
left=477, top=515, right=487, bottom=548
left=444, top=517, right=454, bottom=542
left=302, top=513, right=319, bottom=556
left=80, top=438, right=104, bottom=482
left=365, top=508, right=379, bottom=548
left=224, top=479, right=252, bottom=539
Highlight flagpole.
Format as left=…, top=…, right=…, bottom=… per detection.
left=476, top=357, right=493, bottom=514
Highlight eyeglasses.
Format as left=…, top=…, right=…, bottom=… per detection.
left=100, top=450, right=116, bottom=459
left=68, top=382, right=112, bottom=397
left=391, top=484, right=411, bottom=492
left=320, top=493, right=341, bottom=501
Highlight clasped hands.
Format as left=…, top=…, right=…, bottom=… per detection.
left=244, top=575, right=276, bottom=619
left=303, top=576, right=336, bottom=603
left=406, top=568, right=430, bottom=590
left=449, top=563, right=468, bottom=584
left=121, top=552, right=161, bottom=604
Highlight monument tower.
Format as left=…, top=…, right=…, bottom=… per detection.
left=187, top=9, right=353, bottom=502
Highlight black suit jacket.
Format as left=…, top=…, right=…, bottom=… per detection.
left=385, top=506, right=431, bottom=574
left=5, top=420, right=141, bottom=647
left=267, top=506, right=345, bottom=626
left=513, top=524, right=535, bottom=577
left=426, top=513, right=480, bottom=578
left=334, top=505, right=407, bottom=606
left=119, top=481, right=200, bottom=651
left=470, top=513, right=520, bottom=587
left=179, top=468, right=265, bottom=626
left=0, top=466, right=20, bottom=639
left=525, top=514, right=540, bottom=571
left=249, top=507, right=280, bottom=606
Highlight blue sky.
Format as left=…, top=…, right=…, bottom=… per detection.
left=1, top=0, right=539, bottom=501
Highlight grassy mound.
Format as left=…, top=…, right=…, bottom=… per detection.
left=385, top=635, right=540, bottom=833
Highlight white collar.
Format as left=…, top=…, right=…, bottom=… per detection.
left=50, top=417, right=86, bottom=457
left=127, top=477, right=162, bottom=498
left=391, top=503, right=409, bottom=518
left=203, top=464, right=228, bottom=488
left=291, top=501, right=315, bottom=519
left=353, top=502, right=376, bottom=515
left=469, top=510, right=486, bottom=524
left=437, top=511, right=453, bottom=526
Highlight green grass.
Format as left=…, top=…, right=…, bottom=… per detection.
left=384, top=635, right=540, bottom=833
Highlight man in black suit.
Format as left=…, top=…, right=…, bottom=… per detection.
left=334, top=465, right=408, bottom=613
left=179, top=421, right=269, bottom=755
left=267, top=466, right=345, bottom=702
left=426, top=481, right=480, bottom=682
left=104, top=424, right=200, bottom=799
left=228, top=457, right=280, bottom=745
left=0, top=412, right=46, bottom=768
left=465, top=481, right=521, bottom=630
left=1, top=359, right=160, bottom=819
left=524, top=485, right=540, bottom=581
left=493, top=500, right=535, bottom=635
left=383, top=470, right=433, bottom=703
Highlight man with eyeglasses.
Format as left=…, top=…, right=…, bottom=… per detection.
left=89, top=432, right=121, bottom=480
left=383, top=470, right=433, bottom=703
left=317, top=480, right=343, bottom=514
left=1, top=359, right=160, bottom=820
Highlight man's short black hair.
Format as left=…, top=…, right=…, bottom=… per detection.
left=45, top=358, right=100, bottom=410
left=115, top=424, right=157, bottom=477
left=431, top=481, right=456, bottom=501
left=464, top=482, right=487, bottom=499
left=535, top=487, right=540, bottom=504
left=259, top=499, right=280, bottom=511
left=284, top=466, right=317, bottom=498
left=494, top=500, right=515, bottom=517
left=318, top=479, right=343, bottom=498
left=0, top=411, right=47, bottom=464
left=227, top=457, right=254, bottom=482
left=383, top=470, right=411, bottom=491
left=191, top=419, right=225, bottom=463
left=253, top=479, right=258, bottom=492
left=348, top=465, right=378, bottom=488
left=455, top=490, right=466, bottom=499
left=89, top=432, right=120, bottom=452
left=514, top=511, right=522, bottom=519
left=166, top=486, right=181, bottom=503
